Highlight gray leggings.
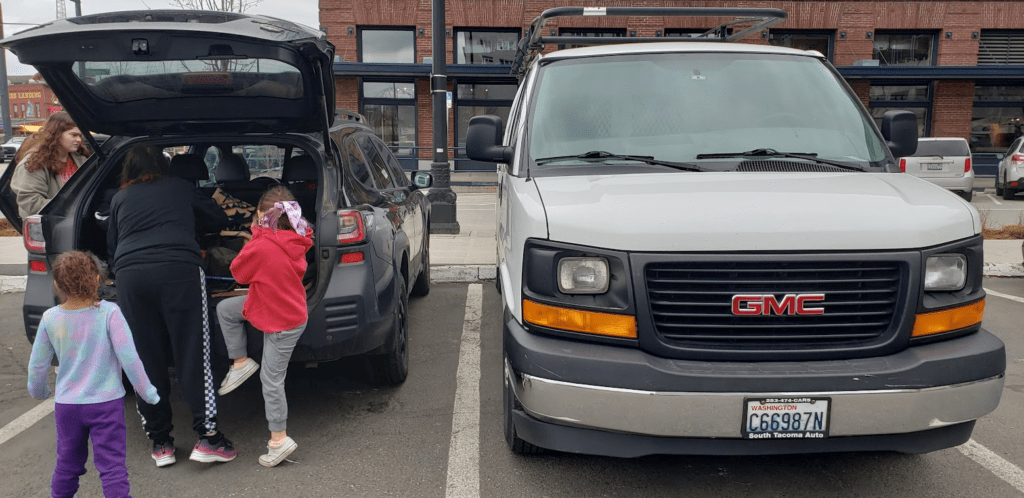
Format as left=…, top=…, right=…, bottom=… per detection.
left=216, top=295, right=306, bottom=432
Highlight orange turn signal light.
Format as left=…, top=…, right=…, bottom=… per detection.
left=911, top=299, right=984, bottom=338
left=523, top=299, right=637, bottom=339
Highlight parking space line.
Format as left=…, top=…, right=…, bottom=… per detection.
left=445, top=284, right=483, bottom=498
left=959, top=439, right=1024, bottom=494
left=0, top=399, right=54, bottom=447
left=986, top=194, right=1003, bottom=206
left=985, top=288, right=1024, bottom=304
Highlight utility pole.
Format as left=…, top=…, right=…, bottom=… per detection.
left=0, top=4, right=11, bottom=144
left=427, top=0, right=459, bottom=234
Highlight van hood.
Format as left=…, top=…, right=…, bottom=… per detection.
left=534, top=172, right=980, bottom=252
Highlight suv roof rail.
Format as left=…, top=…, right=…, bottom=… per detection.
left=335, top=109, right=366, bottom=123
left=511, top=7, right=788, bottom=80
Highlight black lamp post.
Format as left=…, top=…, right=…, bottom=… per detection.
left=427, top=0, right=460, bottom=234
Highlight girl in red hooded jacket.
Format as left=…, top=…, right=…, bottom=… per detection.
left=215, top=186, right=313, bottom=467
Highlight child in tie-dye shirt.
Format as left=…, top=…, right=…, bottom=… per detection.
left=27, top=251, right=159, bottom=498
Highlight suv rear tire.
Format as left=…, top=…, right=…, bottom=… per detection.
left=372, top=273, right=409, bottom=385
left=960, top=190, right=973, bottom=202
left=1004, top=185, right=1016, bottom=201
left=411, top=232, right=430, bottom=297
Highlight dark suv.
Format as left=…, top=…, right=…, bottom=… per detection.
left=0, top=10, right=432, bottom=384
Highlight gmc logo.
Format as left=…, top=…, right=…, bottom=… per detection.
left=731, top=294, right=825, bottom=316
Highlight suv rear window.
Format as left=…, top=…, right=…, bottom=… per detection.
left=912, top=140, right=970, bottom=157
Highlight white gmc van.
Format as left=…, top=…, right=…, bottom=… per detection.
left=467, top=7, right=1004, bottom=457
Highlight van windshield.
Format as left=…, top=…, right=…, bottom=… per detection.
left=528, top=52, right=888, bottom=168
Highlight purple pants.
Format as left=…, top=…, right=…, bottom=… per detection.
left=53, top=398, right=131, bottom=498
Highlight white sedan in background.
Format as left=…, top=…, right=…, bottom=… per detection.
left=899, top=137, right=975, bottom=202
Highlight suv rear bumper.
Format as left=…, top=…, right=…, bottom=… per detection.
left=504, top=311, right=1005, bottom=456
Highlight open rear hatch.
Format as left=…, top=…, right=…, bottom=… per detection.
left=0, top=10, right=336, bottom=136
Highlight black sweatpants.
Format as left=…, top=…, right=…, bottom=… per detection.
left=116, top=262, right=219, bottom=443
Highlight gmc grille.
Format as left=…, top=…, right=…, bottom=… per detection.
left=645, top=260, right=903, bottom=350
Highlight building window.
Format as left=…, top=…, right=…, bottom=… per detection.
left=664, top=27, right=733, bottom=39
left=455, top=29, right=520, bottom=65
left=873, top=32, right=936, bottom=66
left=359, top=28, right=415, bottom=63
left=769, top=30, right=833, bottom=61
left=34, top=104, right=39, bottom=118
left=455, top=82, right=516, bottom=170
left=361, top=81, right=416, bottom=158
left=972, top=83, right=1024, bottom=154
left=558, top=28, right=626, bottom=50
left=978, top=31, right=1024, bottom=65
left=869, top=83, right=931, bottom=138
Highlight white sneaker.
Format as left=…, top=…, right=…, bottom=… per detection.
left=259, top=437, right=297, bottom=468
left=218, top=358, right=259, bottom=395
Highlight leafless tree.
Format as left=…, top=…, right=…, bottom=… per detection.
left=168, top=0, right=265, bottom=12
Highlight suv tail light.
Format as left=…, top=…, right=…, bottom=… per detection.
left=899, top=158, right=906, bottom=172
left=964, top=157, right=972, bottom=173
left=23, top=215, right=45, bottom=253
left=338, top=210, right=365, bottom=245
left=1012, top=154, right=1024, bottom=164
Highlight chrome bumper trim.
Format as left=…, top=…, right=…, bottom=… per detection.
left=507, top=361, right=1004, bottom=438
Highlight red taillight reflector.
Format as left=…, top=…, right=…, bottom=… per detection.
left=1013, top=154, right=1024, bottom=163
left=964, top=157, right=971, bottom=173
left=899, top=158, right=906, bottom=172
left=337, top=210, right=365, bottom=245
left=340, top=252, right=364, bottom=264
left=23, top=216, right=45, bottom=253
left=29, top=260, right=47, bottom=273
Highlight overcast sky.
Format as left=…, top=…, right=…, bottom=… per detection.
left=2, top=0, right=320, bottom=76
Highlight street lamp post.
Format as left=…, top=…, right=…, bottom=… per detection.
left=427, top=0, right=460, bottom=234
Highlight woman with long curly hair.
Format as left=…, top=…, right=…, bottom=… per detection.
left=10, top=111, right=91, bottom=218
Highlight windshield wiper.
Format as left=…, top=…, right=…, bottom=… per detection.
left=535, top=151, right=703, bottom=172
left=694, top=148, right=864, bottom=172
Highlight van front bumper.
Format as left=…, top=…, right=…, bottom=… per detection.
left=504, top=310, right=1005, bottom=456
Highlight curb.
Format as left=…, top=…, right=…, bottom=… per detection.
left=3, top=264, right=1019, bottom=294
left=0, top=265, right=499, bottom=294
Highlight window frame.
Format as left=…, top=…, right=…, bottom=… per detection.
left=872, top=30, right=939, bottom=67
left=357, top=26, right=416, bottom=64
left=557, top=27, right=627, bottom=50
left=768, top=29, right=834, bottom=62
left=971, top=81, right=1024, bottom=154
left=452, top=79, right=516, bottom=171
left=868, top=80, right=934, bottom=137
left=452, top=27, right=522, bottom=65
left=360, top=78, right=418, bottom=160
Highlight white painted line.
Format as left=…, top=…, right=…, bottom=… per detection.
left=959, top=439, right=1024, bottom=494
left=445, top=284, right=483, bottom=498
left=985, top=288, right=1024, bottom=304
left=986, top=193, right=1003, bottom=205
left=0, top=399, right=55, bottom=447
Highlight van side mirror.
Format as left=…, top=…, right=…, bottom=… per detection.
left=466, top=115, right=514, bottom=164
left=881, top=110, right=918, bottom=158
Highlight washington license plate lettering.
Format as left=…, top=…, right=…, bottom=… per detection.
left=743, top=397, right=830, bottom=439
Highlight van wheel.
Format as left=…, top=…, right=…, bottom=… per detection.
left=372, top=273, right=409, bottom=385
left=504, top=369, right=544, bottom=455
left=411, top=233, right=430, bottom=297
left=960, top=190, right=974, bottom=202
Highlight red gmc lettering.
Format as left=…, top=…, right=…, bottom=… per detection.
left=731, top=294, right=826, bottom=315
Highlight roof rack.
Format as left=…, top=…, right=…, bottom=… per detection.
left=511, top=7, right=788, bottom=80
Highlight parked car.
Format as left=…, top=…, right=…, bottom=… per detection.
left=468, top=6, right=1002, bottom=457
left=2, top=136, right=25, bottom=163
left=0, top=10, right=433, bottom=385
left=996, top=137, right=1024, bottom=200
left=898, top=137, right=975, bottom=201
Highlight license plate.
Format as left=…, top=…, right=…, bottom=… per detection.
left=925, top=163, right=944, bottom=171
left=742, top=397, right=830, bottom=439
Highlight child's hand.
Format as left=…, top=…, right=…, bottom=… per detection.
left=141, top=385, right=160, bottom=405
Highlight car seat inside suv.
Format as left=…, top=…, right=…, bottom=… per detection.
left=281, top=154, right=318, bottom=216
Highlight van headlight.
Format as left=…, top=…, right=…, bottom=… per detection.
left=558, top=257, right=609, bottom=294
left=925, top=254, right=967, bottom=291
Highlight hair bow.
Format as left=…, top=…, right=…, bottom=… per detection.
left=259, top=201, right=309, bottom=236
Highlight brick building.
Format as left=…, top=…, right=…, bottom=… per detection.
left=7, top=81, right=61, bottom=133
left=319, top=1, right=1024, bottom=171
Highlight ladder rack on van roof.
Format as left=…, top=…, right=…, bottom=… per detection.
left=511, top=7, right=788, bottom=80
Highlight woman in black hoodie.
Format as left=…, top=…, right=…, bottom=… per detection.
left=107, top=145, right=236, bottom=467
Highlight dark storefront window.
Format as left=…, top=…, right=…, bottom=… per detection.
left=873, top=32, right=936, bottom=66
left=870, top=84, right=931, bottom=137
left=362, top=81, right=416, bottom=159
left=972, top=83, right=1024, bottom=154
left=769, top=30, right=833, bottom=61
left=455, top=82, right=516, bottom=170
left=359, top=28, right=415, bottom=63
left=455, top=29, right=520, bottom=65
left=558, top=28, right=626, bottom=49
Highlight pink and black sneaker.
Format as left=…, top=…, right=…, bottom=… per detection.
left=188, top=434, right=237, bottom=463
left=151, top=440, right=176, bottom=467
